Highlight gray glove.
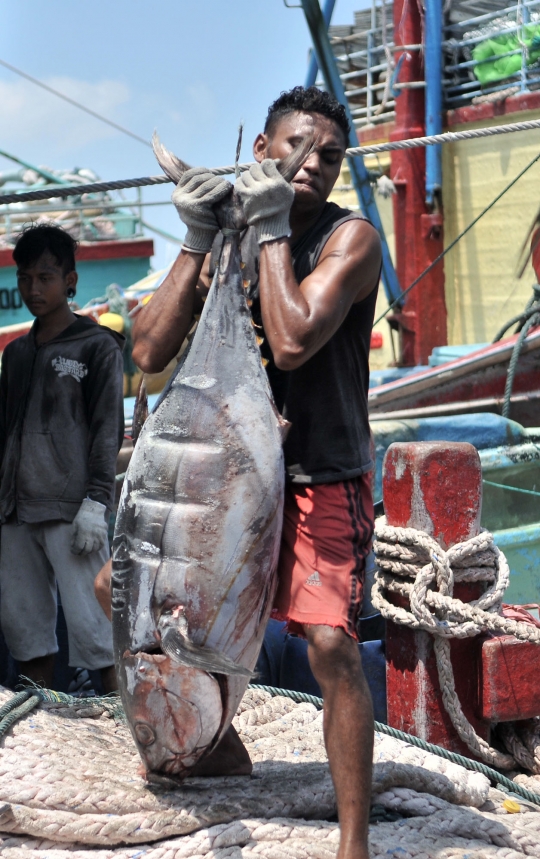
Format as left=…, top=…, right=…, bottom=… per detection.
left=172, top=167, right=232, bottom=254
left=71, top=499, right=108, bottom=555
left=235, top=159, right=294, bottom=245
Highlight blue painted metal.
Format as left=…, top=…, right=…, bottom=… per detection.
left=305, top=0, right=336, bottom=87
left=371, top=413, right=532, bottom=501
left=520, top=1, right=531, bottom=93
left=424, top=0, right=443, bottom=206
left=300, top=0, right=402, bottom=306
left=493, top=524, right=540, bottom=604
left=0, top=255, right=152, bottom=326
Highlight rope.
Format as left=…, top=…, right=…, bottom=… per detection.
left=483, top=478, right=540, bottom=497
left=501, top=287, right=540, bottom=419
left=248, top=684, right=540, bottom=808
left=2, top=117, right=540, bottom=207
left=0, top=57, right=152, bottom=149
left=374, top=148, right=540, bottom=325
left=0, top=690, right=41, bottom=739
left=347, top=116, right=540, bottom=156
left=373, top=520, right=540, bottom=771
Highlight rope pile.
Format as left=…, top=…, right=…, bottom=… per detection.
left=373, top=520, right=540, bottom=770
left=0, top=686, right=539, bottom=857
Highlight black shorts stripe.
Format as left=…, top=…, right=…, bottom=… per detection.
left=344, top=478, right=364, bottom=635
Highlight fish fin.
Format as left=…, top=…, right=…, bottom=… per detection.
left=152, top=132, right=192, bottom=183
left=161, top=627, right=253, bottom=677
left=266, top=394, right=291, bottom=442
left=277, top=133, right=317, bottom=182
left=132, top=376, right=148, bottom=444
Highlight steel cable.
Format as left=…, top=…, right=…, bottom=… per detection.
left=2, top=117, right=540, bottom=206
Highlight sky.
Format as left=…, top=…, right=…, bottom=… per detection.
left=1, top=0, right=370, bottom=272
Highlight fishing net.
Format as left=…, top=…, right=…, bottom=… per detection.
left=0, top=686, right=539, bottom=858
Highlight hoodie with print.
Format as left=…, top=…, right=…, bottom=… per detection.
left=0, top=315, right=125, bottom=524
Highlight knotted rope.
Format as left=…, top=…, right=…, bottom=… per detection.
left=373, top=519, right=540, bottom=770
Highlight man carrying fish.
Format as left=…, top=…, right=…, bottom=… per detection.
left=129, top=86, right=380, bottom=859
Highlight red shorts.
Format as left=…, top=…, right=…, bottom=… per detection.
left=271, top=474, right=374, bottom=641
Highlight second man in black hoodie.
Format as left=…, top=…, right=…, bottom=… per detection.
left=0, top=225, right=125, bottom=693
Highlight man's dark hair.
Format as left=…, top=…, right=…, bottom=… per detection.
left=13, top=224, right=78, bottom=274
left=264, top=86, right=350, bottom=142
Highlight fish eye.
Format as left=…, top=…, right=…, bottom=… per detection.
left=134, top=722, right=156, bottom=746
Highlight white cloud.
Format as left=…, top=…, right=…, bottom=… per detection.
left=0, top=75, right=132, bottom=152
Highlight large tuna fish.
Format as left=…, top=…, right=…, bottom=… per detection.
left=111, top=135, right=313, bottom=779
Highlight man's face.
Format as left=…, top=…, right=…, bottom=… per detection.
left=17, top=250, right=77, bottom=319
left=254, top=111, right=346, bottom=211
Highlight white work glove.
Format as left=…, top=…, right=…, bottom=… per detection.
left=172, top=167, right=232, bottom=254
left=71, top=499, right=108, bottom=556
left=235, top=159, right=294, bottom=245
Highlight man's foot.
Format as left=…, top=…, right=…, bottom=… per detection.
left=191, top=724, right=252, bottom=776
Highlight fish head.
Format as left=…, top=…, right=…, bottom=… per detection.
left=121, top=653, right=223, bottom=777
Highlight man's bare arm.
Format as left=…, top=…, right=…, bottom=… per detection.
left=132, top=251, right=211, bottom=373
left=258, top=219, right=381, bottom=371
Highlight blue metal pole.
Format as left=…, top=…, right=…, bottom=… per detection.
left=520, top=2, right=531, bottom=93
left=305, top=0, right=336, bottom=88
left=424, top=0, right=443, bottom=207
left=300, top=0, right=402, bottom=305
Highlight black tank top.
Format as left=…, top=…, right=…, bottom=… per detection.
left=210, top=202, right=378, bottom=484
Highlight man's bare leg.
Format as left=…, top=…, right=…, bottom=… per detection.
left=305, top=624, right=373, bottom=859
left=18, top=654, right=55, bottom=689
left=94, top=558, right=112, bottom=620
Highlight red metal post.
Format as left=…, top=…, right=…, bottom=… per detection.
left=383, top=441, right=490, bottom=754
left=390, top=0, right=447, bottom=366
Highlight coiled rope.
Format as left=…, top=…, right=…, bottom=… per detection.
left=0, top=689, right=41, bottom=740
left=492, top=284, right=540, bottom=419
left=1, top=116, right=540, bottom=207
left=248, top=684, right=540, bottom=808
left=372, top=520, right=540, bottom=772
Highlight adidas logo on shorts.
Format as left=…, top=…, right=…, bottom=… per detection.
left=306, top=570, right=322, bottom=587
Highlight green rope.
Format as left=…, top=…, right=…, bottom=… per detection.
left=483, top=478, right=540, bottom=497
left=0, top=689, right=35, bottom=720
left=248, top=684, right=540, bottom=807
left=0, top=690, right=41, bottom=739
left=4, top=683, right=540, bottom=808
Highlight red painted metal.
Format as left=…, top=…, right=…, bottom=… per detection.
left=532, top=227, right=540, bottom=283
left=369, top=326, right=540, bottom=427
left=447, top=91, right=540, bottom=128
left=390, top=0, right=447, bottom=367
left=0, top=238, right=154, bottom=269
left=384, top=441, right=490, bottom=755
left=481, top=635, right=540, bottom=722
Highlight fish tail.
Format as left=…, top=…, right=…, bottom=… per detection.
left=132, top=376, right=148, bottom=444
left=277, top=134, right=316, bottom=182
left=152, top=132, right=192, bottom=183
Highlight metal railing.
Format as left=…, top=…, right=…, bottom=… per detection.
left=324, top=5, right=403, bottom=129
left=443, top=0, right=540, bottom=107
left=324, top=1, right=540, bottom=129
